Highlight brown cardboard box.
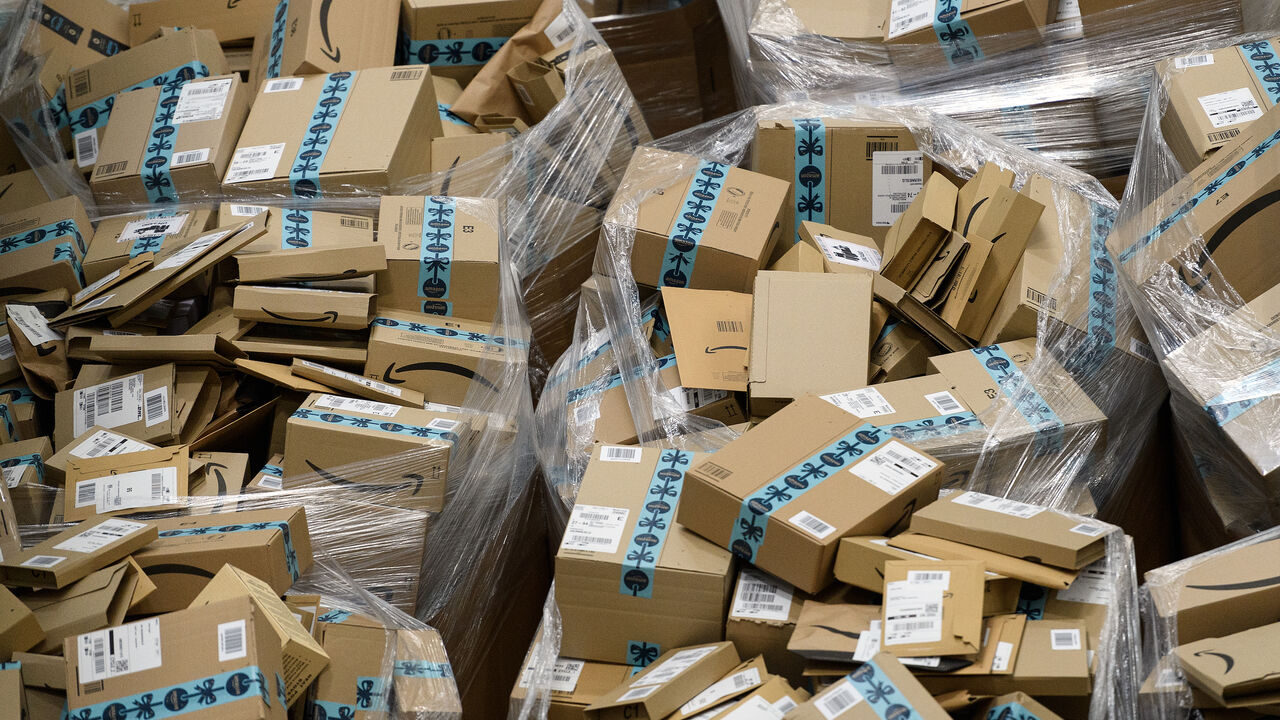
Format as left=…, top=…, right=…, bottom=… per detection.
left=188, top=450, right=250, bottom=507
left=364, top=309, right=513, bottom=406
left=677, top=395, right=945, bottom=593
left=979, top=692, right=1065, bottom=720
left=128, top=0, right=278, bottom=45
left=666, top=656, right=774, bottom=719
left=510, top=647, right=631, bottom=719
left=0, top=383, right=39, bottom=440
left=0, top=196, right=93, bottom=296
left=248, top=0, right=399, bottom=89
left=400, top=0, right=544, bottom=84
left=881, top=173, right=957, bottom=289
left=869, top=319, right=940, bottom=383
left=785, top=601, right=881, bottom=664
left=291, top=358, right=424, bottom=408
left=65, top=29, right=230, bottom=170
left=748, top=271, right=873, bottom=417
left=884, top=0, right=1053, bottom=50
left=375, top=195, right=502, bottom=320
left=879, top=560, right=983, bottom=657
left=508, top=59, right=566, bottom=123
left=797, top=222, right=884, bottom=274
left=0, top=167, right=58, bottom=216
left=131, top=507, right=312, bottom=614
left=83, top=207, right=215, bottom=285
left=243, top=454, right=286, bottom=494
left=229, top=207, right=383, bottom=283
left=872, top=275, right=973, bottom=354
left=16, top=559, right=145, bottom=653
left=1, top=517, right=156, bottom=589
left=782, top=0, right=889, bottom=42
left=555, top=446, right=733, bottom=665
left=232, top=286, right=375, bottom=331
left=0, top=661, right=23, bottom=718
left=767, top=240, right=827, bottom=273
left=1147, top=535, right=1280, bottom=644
left=788, top=653, right=952, bottom=720
left=53, top=363, right=178, bottom=447
left=0, top=585, right=43, bottom=659
left=43, top=426, right=156, bottom=487
left=584, top=642, right=739, bottom=720
left=752, top=118, right=927, bottom=247
left=64, top=596, right=287, bottom=720
left=1176, top=622, right=1280, bottom=704
left=661, top=287, right=752, bottom=392
left=981, top=175, right=1068, bottom=345
left=835, top=536, right=1021, bottom=614
left=63, top=445, right=190, bottom=522
left=609, top=148, right=787, bottom=293
left=724, top=568, right=806, bottom=684
left=430, top=133, right=511, bottom=188
left=889, top=532, right=1078, bottom=589
left=190, top=564, right=329, bottom=705
left=680, top=673, right=808, bottom=717
left=223, top=67, right=441, bottom=198
left=433, top=76, right=478, bottom=138
left=91, top=74, right=250, bottom=204
left=908, top=491, right=1109, bottom=570
left=88, top=334, right=245, bottom=372
left=1, top=437, right=54, bottom=525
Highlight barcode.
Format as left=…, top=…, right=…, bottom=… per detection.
left=72, top=69, right=91, bottom=96
left=564, top=533, right=613, bottom=547
left=24, top=554, right=64, bottom=567
left=716, top=320, right=744, bottom=333
left=75, top=131, right=98, bottom=166
left=698, top=462, right=732, bottom=480
left=0, top=334, right=12, bottom=359
left=1051, top=629, right=1081, bottom=650
left=893, top=620, right=937, bottom=632
left=96, top=383, right=125, bottom=418
left=889, top=202, right=911, bottom=213
left=97, top=160, right=127, bottom=175
left=791, top=511, right=835, bottom=538
left=339, top=217, right=371, bottom=229
left=258, top=475, right=283, bottom=490
left=893, top=10, right=931, bottom=32
left=880, top=163, right=921, bottom=175
left=739, top=593, right=787, bottom=614
left=815, top=682, right=862, bottom=717
left=1071, top=523, right=1106, bottom=536
left=602, top=446, right=641, bottom=462
left=185, top=83, right=224, bottom=96
left=220, top=623, right=244, bottom=656
left=1026, top=287, right=1058, bottom=311
left=145, top=392, right=166, bottom=423
left=390, top=69, right=424, bottom=81
left=926, top=392, right=963, bottom=414
left=76, top=481, right=96, bottom=506
left=150, top=472, right=165, bottom=500
left=263, top=78, right=303, bottom=93
left=908, top=572, right=947, bottom=583
left=92, top=635, right=106, bottom=677
left=865, top=140, right=899, bottom=158
left=172, top=150, right=206, bottom=166
left=729, top=673, right=754, bottom=689
left=1209, top=128, right=1241, bottom=143
left=236, top=148, right=274, bottom=160
left=716, top=210, right=739, bottom=230
left=1176, top=53, right=1213, bottom=68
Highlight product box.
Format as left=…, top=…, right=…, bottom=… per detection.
left=788, top=653, right=951, bottom=720
left=584, top=642, right=739, bottom=720
left=1, top=437, right=54, bottom=525
left=723, top=568, right=809, bottom=684
left=835, top=536, right=1021, bottom=614
left=232, top=285, right=376, bottom=331
left=509, top=651, right=635, bottom=720
left=128, top=0, right=278, bottom=44
left=0, top=166, right=58, bottom=216
left=131, top=507, right=312, bottom=614
left=0, top=384, right=38, bottom=440
left=555, top=446, right=733, bottom=665
left=508, top=59, right=566, bottom=123
left=879, top=560, right=984, bottom=656
left=83, top=207, right=215, bottom=285
left=748, top=270, right=873, bottom=416
left=64, top=28, right=229, bottom=169
left=400, top=0, right=543, bottom=83
left=752, top=118, right=927, bottom=246
left=64, top=596, right=288, bottom=720
left=93, top=73, right=247, bottom=204
left=364, top=309, right=513, bottom=406
left=16, top=559, right=149, bottom=654
left=678, top=395, right=945, bottom=593
left=223, top=67, right=441, bottom=198
left=53, top=363, right=177, bottom=447
left=282, top=393, right=460, bottom=511
left=63, top=444, right=190, bottom=522
left=661, top=287, right=752, bottom=392
left=880, top=173, right=957, bottom=289
left=1, top=517, right=156, bottom=589
left=249, top=0, right=399, bottom=88
left=0, top=196, right=92, bottom=296
left=609, top=148, right=788, bottom=293
left=665, top=657, right=776, bottom=719
left=1147, top=535, right=1280, bottom=644
left=231, top=206, right=383, bottom=283
left=375, top=195, right=502, bottom=320
left=0, top=585, right=44, bottom=658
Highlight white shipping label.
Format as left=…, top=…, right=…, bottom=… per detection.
left=77, top=618, right=162, bottom=683
left=54, top=518, right=148, bottom=553
left=21, top=555, right=65, bottom=568
left=5, top=304, right=63, bottom=346
left=95, top=466, right=178, bottom=514
left=854, top=620, right=882, bottom=662
left=951, top=491, right=1045, bottom=519
left=887, top=0, right=933, bottom=38
left=172, top=78, right=233, bottom=124
left=313, top=394, right=400, bottom=417
left=170, top=148, right=210, bottom=167
left=517, top=658, right=585, bottom=692
left=224, top=142, right=287, bottom=183
left=815, top=678, right=864, bottom=719
left=153, top=228, right=232, bottom=271
left=992, top=641, right=1014, bottom=672
left=257, top=475, right=283, bottom=490
left=1055, top=0, right=1081, bottom=19
left=872, top=151, right=924, bottom=225
left=668, top=386, right=730, bottom=412
left=118, top=215, right=190, bottom=243
left=730, top=568, right=794, bottom=621
left=773, top=697, right=799, bottom=715
left=633, top=646, right=717, bottom=686
left=821, top=387, right=895, bottom=419
left=680, top=668, right=762, bottom=714
left=1069, top=522, right=1108, bottom=537
left=1198, top=88, right=1264, bottom=129
left=75, top=128, right=98, bottom=167
left=1175, top=53, right=1214, bottom=69
left=229, top=204, right=270, bottom=217
left=1057, top=562, right=1113, bottom=605
left=73, top=373, right=144, bottom=438
left=217, top=620, right=247, bottom=662
left=0, top=333, right=12, bottom=360
left=74, top=269, right=123, bottom=305
left=560, top=503, right=629, bottom=554
left=263, top=78, right=303, bottom=93
left=425, top=418, right=460, bottom=432
left=297, top=359, right=404, bottom=396
left=101, top=330, right=138, bottom=336
left=3, top=465, right=24, bottom=488
left=721, top=695, right=783, bottom=720
left=143, top=387, right=170, bottom=428
left=545, top=11, right=578, bottom=45
left=923, top=390, right=964, bottom=415
left=883, top=580, right=944, bottom=645
left=851, top=440, right=938, bottom=495
left=80, top=294, right=115, bottom=311
left=1050, top=628, right=1082, bottom=651
left=600, top=445, right=642, bottom=463
left=69, top=430, right=151, bottom=459
left=616, top=685, right=659, bottom=702
left=572, top=401, right=600, bottom=426
left=815, top=235, right=881, bottom=271
left=788, top=510, right=837, bottom=540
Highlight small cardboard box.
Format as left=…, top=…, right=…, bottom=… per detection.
left=880, top=560, right=984, bottom=657
left=131, top=507, right=312, bottom=614
left=127, top=0, right=277, bottom=44
left=748, top=270, right=873, bottom=417
left=508, top=59, right=566, bottom=123
left=91, top=74, right=250, bottom=204
left=909, top=491, right=1109, bottom=570
left=64, top=596, right=287, bottom=720
left=881, top=173, right=957, bottom=289
left=666, top=656, right=774, bottom=719
left=609, top=148, right=788, bottom=293
left=981, top=174, right=1068, bottom=345
left=63, top=444, right=190, bottom=522
left=0, top=196, right=93, bottom=296
left=16, top=559, right=147, bottom=653
left=399, top=0, right=543, bottom=83
left=1176, top=621, right=1280, bottom=703
left=661, top=287, right=752, bottom=392
left=509, top=650, right=631, bottom=719
left=788, top=653, right=952, bottom=720
left=248, top=0, right=399, bottom=89
left=83, top=207, right=215, bottom=285
left=835, top=536, right=1021, bottom=614
left=798, top=222, right=884, bottom=275
left=752, top=118, right=927, bottom=246
left=64, top=28, right=230, bottom=169
left=584, top=642, right=740, bottom=720
left=677, top=395, right=945, bottom=593
left=43, top=426, right=156, bottom=487
left=232, top=207, right=383, bottom=283
left=364, top=309, right=513, bottom=406
left=0, top=585, right=44, bottom=658
left=282, top=393, right=460, bottom=512
left=232, top=286, right=376, bottom=331
left=555, top=446, right=733, bottom=665
left=33, top=0, right=130, bottom=95
left=872, top=275, right=973, bottom=354
left=722, top=570, right=805, bottom=682
left=223, top=67, right=441, bottom=198
left=375, top=195, right=502, bottom=321
left=768, top=240, right=827, bottom=273
left=1, top=517, right=156, bottom=590
left=1147, top=535, right=1280, bottom=644
left=1, top=437, right=54, bottom=525
left=888, top=532, right=1078, bottom=589
left=54, top=363, right=178, bottom=447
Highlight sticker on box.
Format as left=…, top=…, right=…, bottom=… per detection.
left=560, top=504, right=629, bottom=554
left=729, top=568, right=793, bottom=621
left=872, top=151, right=924, bottom=225
left=850, top=440, right=937, bottom=495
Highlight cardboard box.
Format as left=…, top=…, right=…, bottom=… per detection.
left=0, top=384, right=38, bottom=440
left=364, top=308, right=513, bottom=406
left=677, top=395, right=945, bottom=593
left=609, top=148, right=787, bottom=293
left=889, top=532, right=1077, bottom=589
left=64, top=596, right=288, bottom=720
left=83, top=207, right=215, bottom=285
left=131, top=507, right=312, bottom=614
left=53, top=363, right=177, bottom=447
left=43, top=426, right=156, bottom=487
left=399, top=0, right=543, bottom=83
left=230, top=206, right=383, bottom=283
left=665, top=656, right=776, bottom=719
left=869, top=319, right=939, bottom=382
left=797, top=222, right=884, bottom=275
left=65, top=28, right=229, bottom=169
left=508, top=59, right=566, bottom=123
left=1, top=517, right=156, bottom=589
left=880, top=560, right=984, bottom=656
left=290, top=358, right=424, bottom=408
left=584, top=642, right=739, bottom=720
left=0, top=585, right=43, bottom=659
left=884, top=0, right=1053, bottom=57
left=233, top=285, right=375, bottom=331
left=788, top=653, right=951, bottom=720
left=1176, top=621, right=1280, bottom=703
left=880, top=173, right=957, bottom=289
left=981, top=175, right=1068, bottom=345
left=909, top=491, right=1108, bottom=570
left=723, top=568, right=808, bottom=683
left=282, top=392, right=460, bottom=511
left=835, top=536, right=1021, bottom=614
left=872, top=275, right=973, bottom=354
left=782, top=0, right=889, bottom=42
left=16, top=559, right=147, bottom=653
left=979, top=692, right=1066, bottom=720
left=767, top=240, right=827, bottom=273
left=249, top=0, right=399, bottom=89
left=0, top=167, right=57, bottom=216
left=223, top=67, right=441, bottom=198
left=128, top=0, right=279, bottom=45
left=752, top=118, right=927, bottom=247
left=509, top=650, right=632, bottom=720
left=432, top=76, right=477, bottom=138
left=0, top=196, right=93, bottom=296
left=555, top=446, right=733, bottom=665
left=1, top=437, right=54, bottom=525
left=63, top=444, right=190, bottom=522
left=1147, top=535, right=1280, bottom=644
left=748, top=270, right=873, bottom=416
left=661, top=287, right=751, bottom=392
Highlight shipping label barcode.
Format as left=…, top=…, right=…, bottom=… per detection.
left=21, top=554, right=65, bottom=568
left=1026, top=287, right=1059, bottom=311
left=184, top=84, right=223, bottom=96
left=218, top=620, right=247, bottom=661
left=1070, top=522, right=1108, bottom=537
left=75, top=480, right=96, bottom=507
left=72, top=69, right=91, bottom=96
left=144, top=387, right=168, bottom=427
left=1051, top=628, right=1082, bottom=650
left=907, top=570, right=949, bottom=585
left=953, top=491, right=1045, bottom=519
left=75, top=129, right=99, bottom=167
left=880, top=163, right=922, bottom=175
left=171, top=148, right=209, bottom=167
left=815, top=680, right=863, bottom=719
left=716, top=320, right=744, bottom=333
left=924, top=390, right=963, bottom=414
left=258, top=475, right=283, bottom=490
left=96, top=160, right=127, bottom=175
left=789, top=510, right=836, bottom=539
left=390, top=69, right=424, bottom=81
left=1175, top=53, right=1214, bottom=68
left=339, top=217, right=371, bottom=229
left=893, top=620, right=938, bottom=632
left=731, top=569, right=793, bottom=621
left=601, top=446, right=642, bottom=463
left=889, top=202, right=912, bottom=213
left=865, top=140, right=899, bottom=158
left=1208, top=128, right=1240, bottom=143
left=263, top=78, right=303, bottom=93
left=697, top=462, right=733, bottom=480
left=92, top=635, right=107, bottom=677
left=149, top=472, right=165, bottom=500
left=0, top=334, right=12, bottom=360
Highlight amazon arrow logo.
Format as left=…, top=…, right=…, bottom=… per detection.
left=143, top=563, right=216, bottom=579
left=261, top=308, right=338, bottom=324
left=305, top=460, right=425, bottom=495
left=0, top=182, right=11, bottom=201
left=318, top=0, right=340, bottom=62
left=207, top=462, right=229, bottom=494
left=381, top=361, right=497, bottom=391
left=1193, top=649, right=1235, bottom=673
left=813, top=625, right=861, bottom=640
left=705, top=345, right=746, bottom=354
left=1187, top=575, right=1280, bottom=591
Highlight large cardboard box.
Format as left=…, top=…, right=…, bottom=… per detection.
left=400, top=0, right=543, bottom=83
left=91, top=74, right=250, bottom=204
left=677, top=395, right=945, bottom=593
left=223, top=67, right=441, bottom=198
left=375, top=195, right=502, bottom=320
left=1, top=437, right=54, bottom=525
left=0, top=196, right=92, bottom=296
left=83, top=207, right=214, bottom=285
left=29, top=0, right=130, bottom=140
left=128, top=0, right=278, bottom=44
left=53, top=364, right=178, bottom=447
left=884, top=0, right=1053, bottom=60
left=556, top=446, right=733, bottom=665
left=364, top=309, right=515, bottom=406
left=1147, top=535, right=1280, bottom=644
left=249, top=0, right=400, bottom=88
left=782, top=0, right=890, bottom=42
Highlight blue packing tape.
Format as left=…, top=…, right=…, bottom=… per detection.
left=1015, top=582, right=1050, bottom=620
left=0, top=453, right=44, bottom=483
left=1066, top=204, right=1118, bottom=376
left=567, top=354, right=677, bottom=404
left=932, top=0, right=984, bottom=66
left=67, top=665, right=271, bottom=720
left=619, top=450, right=692, bottom=598
left=1, top=219, right=85, bottom=258
left=847, top=658, right=916, bottom=720
left=129, top=211, right=180, bottom=257
left=729, top=424, right=889, bottom=562
left=404, top=37, right=508, bottom=67
left=627, top=641, right=661, bottom=668
left=0, top=386, right=37, bottom=405
left=1242, top=41, right=1280, bottom=105
left=1204, top=356, right=1280, bottom=426
left=289, top=71, right=355, bottom=198
left=372, top=316, right=524, bottom=347
left=660, top=160, right=728, bottom=288
left=158, top=521, right=301, bottom=581
left=417, top=196, right=456, bottom=316
left=142, top=79, right=186, bottom=203
left=394, top=661, right=452, bottom=678
left=289, top=409, right=457, bottom=445
left=970, top=345, right=1064, bottom=454
left=260, top=464, right=284, bottom=477
left=316, top=609, right=353, bottom=624
left=266, top=0, right=290, bottom=80
left=988, top=702, right=1048, bottom=720
left=883, top=412, right=983, bottom=442
left=793, top=118, right=826, bottom=243
left=0, top=404, right=15, bottom=441
left=281, top=209, right=314, bottom=249
left=53, top=241, right=86, bottom=287
left=438, top=103, right=471, bottom=127
left=67, top=62, right=211, bottom=134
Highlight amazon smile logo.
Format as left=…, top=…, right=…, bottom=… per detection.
left=318, top=0, right=340, bottom=62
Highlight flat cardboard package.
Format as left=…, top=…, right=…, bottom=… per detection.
left=291, top=358, right=425, bottom=408
left=879, top=560, right=984, bottom=657
left=83, top=207, right=214, bottom=285
left=981, top=174, right=1069, bottom=345
left=223, top=67, right=441, bottom=198
left=677, top=395, right=945, bottom=593
left=231, top=206, right=383, bottom=283
left=63, top=444, right=190, bottom=522
left=1176, top=621, right=1280, bottom=704
left=127, top=0, right=278, bottom=45
left=788, top=653, right=952, bottom=720
left=608, top=148, right=788, bottom=293
left=1147, top=535, right=1280, bottom=644
left=555, top=446, right=733, bottom=665
left=53, top=363, right=177, bottom=447
left=400, top=0, right=543, bottom=83
left=43, top=426, right=156, bottom=487
left=1, top=517, right=156, bottom=589
left=661, top=287, right=752, bottom=392
left=365, top=309, right=513, bottom=406
left=584, top=642, right=739, bottom=720
left=889, top=532, right=1077, bottom=589
left=509, top=650, right=631, bottom=720
left=0, top=196, right=93, bottom=296
left=16, top=559, right=148, bottom=654
left=232, top=285, right=376, bottom=331
left=835, top=536, right=1021, bottom=614
left=880, top=173, right=957, bottom=289
left=250, top=0, right=399, bottom=87
left=375, top=195, right=502, bottom=320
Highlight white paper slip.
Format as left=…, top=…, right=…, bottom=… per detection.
left=872, top=151, right=924, bottom=225
left=1051, top=628, right=1082, bottom=651
left=616, top=685, right=658, bottom=702
left=1198, top=88, right=1263, bottom=129
left=264, top=78, right=303, bottom=93
left=143, top=387, right=170, bottom=427
left=853, top=620, right=882, bottom=661
left=721, top=695, right=783, bottom=720
left=544, top=11, right=577, bottom=45
left=95, top=467, right=178, bottom=514
left=54, top=518, right=148, bottom=553
left=75, top=128, right=99, bottom=167
left=789, top=510, right=837, bottom=540
left=21, top=554, right=65, bottom=568
left=313, top=394, right=400, bottom=417
left=173, top=78, right=233, bottom=124
left=5, top=304, right=63, bottom=346
left=814, top=678, right=864, bottom=719
left=632, top=646, right=717, bottom=686
left=229, top=204, right=270, bottom=217
left=117, top=214, right=189, bottom=243
left=69, top=430, right=151, bottom=459
left=729, top=568, right=793, bottom=621
left=217, top=620, right=247, bottom=661
left=560, top=504, right=629, bottom=554
left=992, top=641, right=1014, bottom=671
left=153, top=228, right=232, bottom=271
left=951, top=491, right=1045, bottom=519
left=77, top=618, right=163, bottom=682
left=2, top=465, right=23, bottom=488
left=821, top=387, right=895, bottom=418
left=0, top=333, right=12, bottom=360
left=851, top=441, right=938, bottom=495
left=170, top=148, right=210, bottom=167
left=883, top=579, right=944, bottom=645
left=1057, top=561, right=1112, bottom=606
left=680, top=667, right=761, bottom=714
left=225, top=142, right=287, bottom=183
left=74, top=269, right=124, bottom=306
left=517, top=658, right=584, bottom=692
left=296, top=359, right=404, bottom=396
left=73, top=373, right=145, bottom=438
left=1174, top=53, right=1214, bottom=69
left=924, top=390, right=964, bottom=415
left=600, top=445, right=642, bottom=463
left=815, top=235, right=882, bottom=271
left=887, top=0, right=932, bottom=38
